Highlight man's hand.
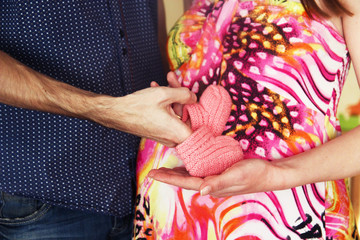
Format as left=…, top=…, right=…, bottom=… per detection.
left=89, top=85, right=197, bottom=147
left=151, top=71, right=184, bottom=117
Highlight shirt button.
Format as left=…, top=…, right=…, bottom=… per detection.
left=122, top=48, right=127, bottom=55
left=119, top=29, right=125, bottom=38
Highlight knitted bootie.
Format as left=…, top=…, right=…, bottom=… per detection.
left=176, top=125, right=243, bottom=177
left=182, top=85, right=232, bottom=136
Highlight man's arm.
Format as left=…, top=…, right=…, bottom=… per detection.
left=0, top=50, right=196, bottom=147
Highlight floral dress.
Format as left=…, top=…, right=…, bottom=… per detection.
left=134, top=0, right=359, bottom=239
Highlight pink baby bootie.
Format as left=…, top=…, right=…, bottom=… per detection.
left=182, top=84, right=232, bottom=136
left=176, top=85, right=243, bottom=177
left=176, top=125, right=243, bottom=177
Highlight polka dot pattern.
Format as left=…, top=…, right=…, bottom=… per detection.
left=0, top=0, right=165, bottom=217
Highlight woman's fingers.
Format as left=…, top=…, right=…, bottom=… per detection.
left=148, top=167, right=204, bottom=191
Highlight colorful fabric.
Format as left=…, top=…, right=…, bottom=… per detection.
left=134, top=0, right=358, bottom=239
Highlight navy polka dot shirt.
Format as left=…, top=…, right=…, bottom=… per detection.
left=0, top=0, right=165, bottom=217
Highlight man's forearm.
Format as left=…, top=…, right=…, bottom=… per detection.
left=0, top=50, right=195, bottom=146
left=0, top=50, right=107, bottom=119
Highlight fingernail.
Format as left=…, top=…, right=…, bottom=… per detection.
left=200, top=186, right=211, bottom=196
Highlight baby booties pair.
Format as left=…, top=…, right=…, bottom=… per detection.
left=175, top=85, right=243, bottom=177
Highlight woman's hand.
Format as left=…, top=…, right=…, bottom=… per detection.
left=200, top=159, right=286, bottom=198
left=148, top=167, right=204, bottom=191
left=148, top=158, right=289, bottom=198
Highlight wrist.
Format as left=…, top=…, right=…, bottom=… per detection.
left=271, top=154, right=314, bottom=190
left=41, top=75, right=104, bottom=120
left=84, top=94, right=120, bottom=126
